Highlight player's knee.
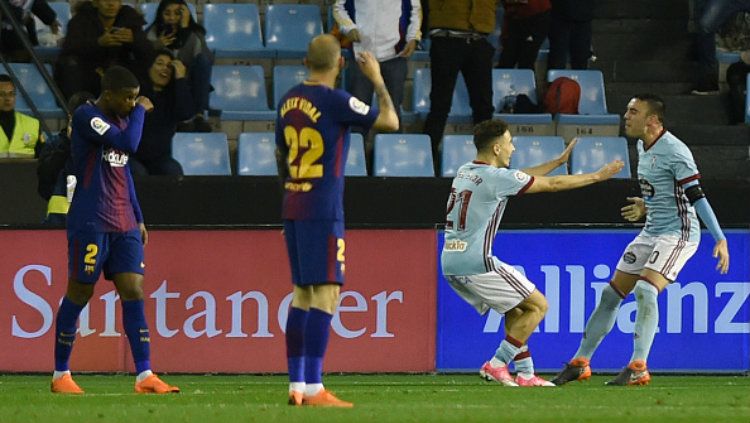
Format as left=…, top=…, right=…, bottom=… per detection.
left=66, top=280, right=94, bottom=305
left=310, top=284, right=341, bottom=314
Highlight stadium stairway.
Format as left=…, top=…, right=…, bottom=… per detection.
left=590, top=0, right=750, bottom=180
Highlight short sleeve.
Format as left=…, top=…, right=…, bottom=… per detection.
left=329, top=89, right=379, bottom=132
left=490, top=168, right=534, bottom=199
left=672, top=145, right=700, bottom=185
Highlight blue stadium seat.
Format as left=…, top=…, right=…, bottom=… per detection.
left=345, top=133, right=367, bottom=176
left=510, top=136, right=567, bottom=175
left=441, top=135, right=476, bottom=177
left=139, top=2, right=196, bottom=28
left=203, top=4, right=272, bottom=59
left=237, top=132, right=277, bottom=176
left=546, top=70, right=620, bottom=140
left=412, top=68, right=471, bottom=123
left=172, top=132, right=232, bottom=175
left=33, top=2, right=70, bottom=59
left=273, top=65, right=307, bottom=108
left=570, top=136, right=631, bottom=179
left=2, top=63, right=64, bottom=118
left=265, top=4, right=323, bottom=58
left=746, top=74, right=750, bottom=124
left=210, top=65, right=275, bottom=121
left=492, top=68, right=553, bottom=127
left=373, top=134, right=435, bottom=177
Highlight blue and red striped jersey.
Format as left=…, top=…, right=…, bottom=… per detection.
left=276, top=82, right=378, bottom=220
left=67, top=102, right=146, bottom=232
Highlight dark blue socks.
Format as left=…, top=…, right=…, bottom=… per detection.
left=286, top=307, right=309, bottom=383
left=304, top=308, right=333, bottom=385
left=54, top=296, right=85, bottom=372
left=121, top=299, right=151, bottom=374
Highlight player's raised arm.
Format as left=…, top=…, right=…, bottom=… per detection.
left=522, top=138, right=577, bottom=176
left=356, top=51, right=399, bottom=132
left=524, top=160, right=624, bottom=193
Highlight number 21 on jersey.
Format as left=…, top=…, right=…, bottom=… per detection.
left=284, top=126, right=324, bottom=179
left=446, top=187, right=472, bottom=231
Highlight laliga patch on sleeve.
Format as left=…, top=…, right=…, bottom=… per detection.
left=513, top=170, right=530, bottom=183
left=90, top=117, right=111, bottom=135
left=348, top=96, right=370, bottom=115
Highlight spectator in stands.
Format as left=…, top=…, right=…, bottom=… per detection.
left=0, top=74, right=44, bottom=158
left=691, top=0, right=750, bottom=95
left=37, top=92, right=95, bottom=226
left=145, top=0, right=213, bottom=132
left=496, top=0, right=551, bottom=70
left=546, top=0, right=594, bottom=70
left=423, top=0, right=497, bottom=171
left=726, top=50, right=750, bottom=124
left=54, top=0, right=153, bottom=99
left=129, top=50, right=193, bottom=176
left=0, top=0, right=61, bottom=62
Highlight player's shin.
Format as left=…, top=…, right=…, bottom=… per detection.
left=286, top=307, right=309, bottom=392
left=53, top=297, right=86, bottom=374
left=574, top=284, right=623, bottom=360
left=122, top=299, right=151, bottom=376
left=631, top=281, right=659, bottom=363
left=303, top=308, right=333, bottom=396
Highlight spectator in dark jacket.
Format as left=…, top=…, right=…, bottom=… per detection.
left=54, top=0, right=153, bottom=99
left=1, top=0, right=61, bottom=62
left=129, top=50, right=194, bottom=176
left=546, top=0, right=594, bottom=70
left=496, top=0, right=551, bottom=70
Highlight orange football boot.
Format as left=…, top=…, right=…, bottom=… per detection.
left=51, top=373, right=84, bottom=394
left=134, top=374, right=180, bottom=394
left=302, top=389, right=353, bottom=408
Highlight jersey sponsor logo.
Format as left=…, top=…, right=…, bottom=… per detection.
left=284, top=181, right=313, bottom=192
left=102, top=148, right=129, bottom=167
left=513, top=170, right=530, bottom=183
left=349, top=96, right=370, bottom=115
left=444, top=239, right=467, bottom=252
left=639, top=178, right=655, bottom=199
left=90, top=117, right=111, bottom=135
left=623, top=251, right=637, bottom=264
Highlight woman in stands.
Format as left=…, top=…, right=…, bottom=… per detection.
left=146, top=0, right=213, bottom=132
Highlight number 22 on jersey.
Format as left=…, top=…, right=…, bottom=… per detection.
left=446, top=188, right=473, bottom=231
left=284, top=126, right=324, bottom=179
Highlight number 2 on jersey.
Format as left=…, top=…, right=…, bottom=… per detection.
left=445, top=188, right=472, bottom=231
left=284, top=126, right=324, bottom=178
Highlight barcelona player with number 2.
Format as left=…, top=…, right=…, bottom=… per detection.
left=51, top=66, right=178, bottom=395
left=275, top=34, right=398, bottom=407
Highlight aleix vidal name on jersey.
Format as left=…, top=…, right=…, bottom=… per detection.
left=102, top=149, right=129, bottom=167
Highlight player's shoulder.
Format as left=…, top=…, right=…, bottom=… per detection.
left=73, top=103, right=112, bottom=136
left=660, top=131, right=693, bottom=157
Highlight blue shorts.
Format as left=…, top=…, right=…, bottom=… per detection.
left=67, top=229, right=144, bottom=284
left=283, top=219, right=345, bottom=286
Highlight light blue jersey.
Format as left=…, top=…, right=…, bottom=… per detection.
left=637, top=130, right=700, bottom=242
left=442, top=161, right=534, bottom=276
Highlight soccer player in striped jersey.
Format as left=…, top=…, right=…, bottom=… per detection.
left=552, top=94, right=730, bottom=386
left=442, top=119, right=623, bottom=387
left=276, top=34, right=399, bottom=407
left=51, top=66, right=178, bottom=395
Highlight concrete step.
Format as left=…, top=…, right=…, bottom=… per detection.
left=593, top=18, right=686, bottom=34
left=592, top=60, right=696, bottom=83
left=605, top=81, right=694, bottom=96
left=607, top=93, right=731, bottom=126
left=594, top=0, right=689, bottom=19
left=593, top=35, right=693, bottom=62
left=668, top=123, right=750, bottom=146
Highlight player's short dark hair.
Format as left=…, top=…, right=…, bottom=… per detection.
left=67, top=91, right=95, bottom=112
left=473, top=119, right=510, bottom=153
left=0, top=74, right=13, bottom=84
left=633, top=93, right=665, bottom=123
left=101, top=66, right=140, bottom=92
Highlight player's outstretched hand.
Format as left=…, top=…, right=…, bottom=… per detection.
left=713, top=239, right=729, bottom=274
left=621, top=197, right=646, bottom=222
left=136, top=96, right=154, bottom=112
left=596, top=160, right=624, bottom=180
left=356, top=51, right=385, bottom=86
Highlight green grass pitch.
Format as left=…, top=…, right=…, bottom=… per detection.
left=1, top=374, right=749, bottom=423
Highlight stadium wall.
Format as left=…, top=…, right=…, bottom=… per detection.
left=1, top=228, right=748, bottom=373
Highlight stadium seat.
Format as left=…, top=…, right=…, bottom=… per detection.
left=412, top=68, right=472, bottom=123
left=546, top=70, right=620, bottom=141
left=345, top=133, right=367, bottom=176
left=745, top=74, right=750, bottom=124
left=441, top=135, right=476, bottom=177
left=265, top=4, right=323, bottom=58
left=203, top=3, right=273, bottom=59
left=138, top=2, right=196, bottom=28
left=273, top=65, right=307, bottom=108
left=237, top=132, right=277, bottom=176
left=570, top=136, right=631, bottom=179
left=492, top=68, right=554, bottom=135
left=209, top=65, right=275, bottom=121
left=172, top=132, right=232, bottom=176
left=373, top=134, right=435, bottom=177
left=510, top=136, right=567, bottom=175
left=2, top=63, right=64, bottom=118
left=34, top=2, right=70, bottom=59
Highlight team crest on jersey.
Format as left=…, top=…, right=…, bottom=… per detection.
left=513, top=170, right=530, bottom=183
left=90, top=117, right=111, bottom=135
left=639, top=178, right=655, bottom=199
left=348, top=96, right=370, bottom=115
left=102, top=148, right=129, bottom=167
left=623, top=251, right=637, bottom=264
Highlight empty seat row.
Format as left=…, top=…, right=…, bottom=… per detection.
left=173, top=132, right=631, bottom=179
